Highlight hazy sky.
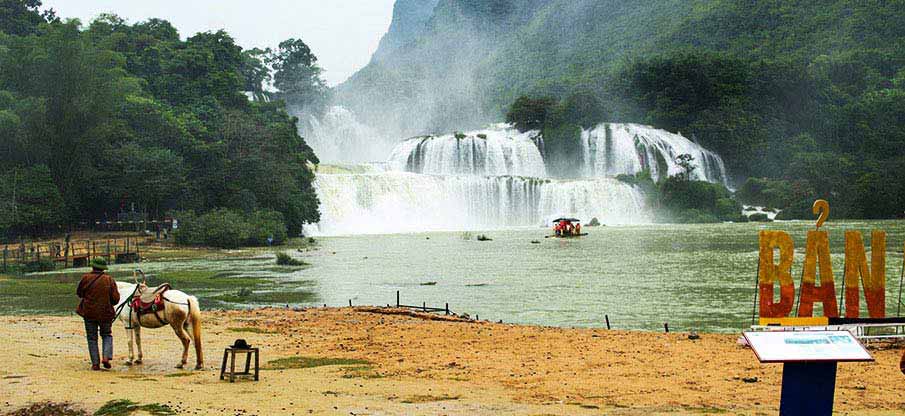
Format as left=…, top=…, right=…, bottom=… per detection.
left=42, top=0, right=397, bottom=86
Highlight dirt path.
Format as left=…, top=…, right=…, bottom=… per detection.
left=2, top=308, right=904, bottom=415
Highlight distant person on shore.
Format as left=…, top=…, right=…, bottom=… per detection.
left=76, top=258, right=120, bottom=371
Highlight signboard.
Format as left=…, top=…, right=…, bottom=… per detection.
left=743, top=331, right=873, bottom=363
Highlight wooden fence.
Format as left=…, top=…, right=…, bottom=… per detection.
left=1, top=237, right=149, bottom=270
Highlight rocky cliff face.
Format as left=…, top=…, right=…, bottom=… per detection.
left=370, top=0, right=440, bottom=64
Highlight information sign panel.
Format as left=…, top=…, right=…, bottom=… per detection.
left=742, top=331, right=873, bottom=363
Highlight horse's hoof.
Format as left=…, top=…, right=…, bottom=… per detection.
left=125, top=361, right=133, bottom=366
left=134, top=360, right=142, bottom=365
left=176, top=364, right=184, bottom=369
left=195, top=365, right=204, bottom=370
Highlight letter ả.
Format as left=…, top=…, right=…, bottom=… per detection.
left=114, top=271, right=204, bottom=370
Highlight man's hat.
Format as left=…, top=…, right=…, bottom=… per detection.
left=90, top=257, right=108, bottom=270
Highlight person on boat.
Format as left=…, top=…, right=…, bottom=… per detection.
left=554, top=222, right=562, bottom=237
left=575, top=223, right=582, bottom=235
left=76, top=257, right=120, bottom=371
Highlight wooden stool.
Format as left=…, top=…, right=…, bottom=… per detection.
left=220, top=347, right=259, bottom=382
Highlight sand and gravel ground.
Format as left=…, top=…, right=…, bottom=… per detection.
left=2, top=308, right=904, bottom=415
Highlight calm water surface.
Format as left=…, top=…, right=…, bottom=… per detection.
left=296, top=220, right=905, bottom=332
left=19, top=221, right=905, bottom=333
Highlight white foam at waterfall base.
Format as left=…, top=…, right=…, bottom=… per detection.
left=306, top=172, right=650, bottom=236
left=581, top=123, right=730, bottom=186
left=387, top=125, right=546, bottom=177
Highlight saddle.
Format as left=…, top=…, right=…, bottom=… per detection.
left=130, top=283, right=171, bottom=315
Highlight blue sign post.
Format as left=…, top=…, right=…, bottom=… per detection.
left=743, top=331, right=874, bottom=415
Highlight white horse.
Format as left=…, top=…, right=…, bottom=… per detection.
left=114, top=272, right=204, bottom=370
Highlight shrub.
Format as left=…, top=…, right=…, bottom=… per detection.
left=715, top=198, right=742, bottom=221
left=276, top=252, right=307, bottom=266
left=748, top=213, right=773, bottom=222
left=247, top=210, right=288, bottom=246
left=21, top=259, right=56, bottom=273
left=173, top=208, right=289, bottom=249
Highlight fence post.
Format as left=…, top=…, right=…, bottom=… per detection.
left=605, top=315, right=611, bottom=330
left=349, top=299, right=352, bottom=307
left=396, top=291, right=400, bottom=307
left=422, top=302, right=426, bottom=312
left=664, top=323, right=669, bottom=333
left=445, top=303, right=449, bottom=315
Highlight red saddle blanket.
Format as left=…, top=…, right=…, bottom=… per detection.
left=130, top=287, right=169, bottom=314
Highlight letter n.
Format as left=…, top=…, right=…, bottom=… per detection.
left=797, top=230, right=838, bottom=317
left=844, top=231, right=886, bottom=318
left=759, top=230, right=795, bottom=318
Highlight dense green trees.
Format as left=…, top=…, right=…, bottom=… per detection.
left=0, top=1, right=323, bottom=241
left=350, top=0, right=905, bottom=220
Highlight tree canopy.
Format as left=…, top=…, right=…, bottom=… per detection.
left=0, top=1, right=325, bottom=240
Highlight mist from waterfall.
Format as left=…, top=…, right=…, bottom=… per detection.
left=303, top=106, right=398, bottom=163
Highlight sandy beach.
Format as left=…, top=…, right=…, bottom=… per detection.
left=2, top=308, right=904, bottom=415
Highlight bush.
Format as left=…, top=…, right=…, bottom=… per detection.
left=672, top=209, right=720, bottom=224
left=173, top=208, right=289, bottom=249
left=736, top=177, right=793, bottom=208
left=748, top=213, right=773, bottom=222
left=715, top=198, right=742, bottom=221
left=21, top=259, right=56, bottom=273
left=247, top=210, right=288, bottom=246
left=276, top=252, right=307, bottom=266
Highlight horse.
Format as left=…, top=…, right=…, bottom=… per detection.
left=114, top=271, right=204, bottom=370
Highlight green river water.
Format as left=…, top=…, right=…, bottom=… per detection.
left=4, top=220, right=905, bottom=333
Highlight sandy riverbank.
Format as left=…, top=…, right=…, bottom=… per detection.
left=2, top=308, right=904, bottom=415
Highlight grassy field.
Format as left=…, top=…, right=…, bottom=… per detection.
left=0, top=236, right=320, bottom=314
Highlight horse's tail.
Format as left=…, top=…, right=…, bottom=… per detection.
left=188, top=296, right=203, bottom=367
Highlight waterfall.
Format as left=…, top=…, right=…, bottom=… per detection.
left=304, top=109, right=732, bottom=235
left=307, top=172, right=649, bottom=236
left=387, top=125, right=546, bottom=177
left=580, top=123, right=729, bottom=185
left=303, top=106, right=396, bottom=163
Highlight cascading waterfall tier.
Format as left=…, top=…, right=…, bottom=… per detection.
left=307, top=172, right=649, bottom=236
left=580, top=123, right=729, bottom=185
left=304, top=108, right=731, bottom=235
left=387, top=125, right=546, bottom=177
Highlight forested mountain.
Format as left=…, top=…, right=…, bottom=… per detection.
left=0, top=1, right=328, bottom=239
left=338, top=0, right=905, bottom=218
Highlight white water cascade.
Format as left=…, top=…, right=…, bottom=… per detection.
left=304, top=110, right=731, bottom=235
left=580, top=123, right=729, bottom=185
left=387, top=126, right=546, bottom=177
left=308, top=172, right=649, bottom=235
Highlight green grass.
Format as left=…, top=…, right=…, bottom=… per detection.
left=227, top=327, right=277, bottom=334
left=163, top=372, right=195, bottom=378
left=94, top=400, right=174, bottom=416
left=400, top=394, right=460, bottom=404
left=0, top=268, right=286, bottom=314
left=212, top=289, right=316, bottom=304
left=265, top=356, right=372, bottom=370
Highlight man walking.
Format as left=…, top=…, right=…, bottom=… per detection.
left=76, top=258, right=120, bottom=370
